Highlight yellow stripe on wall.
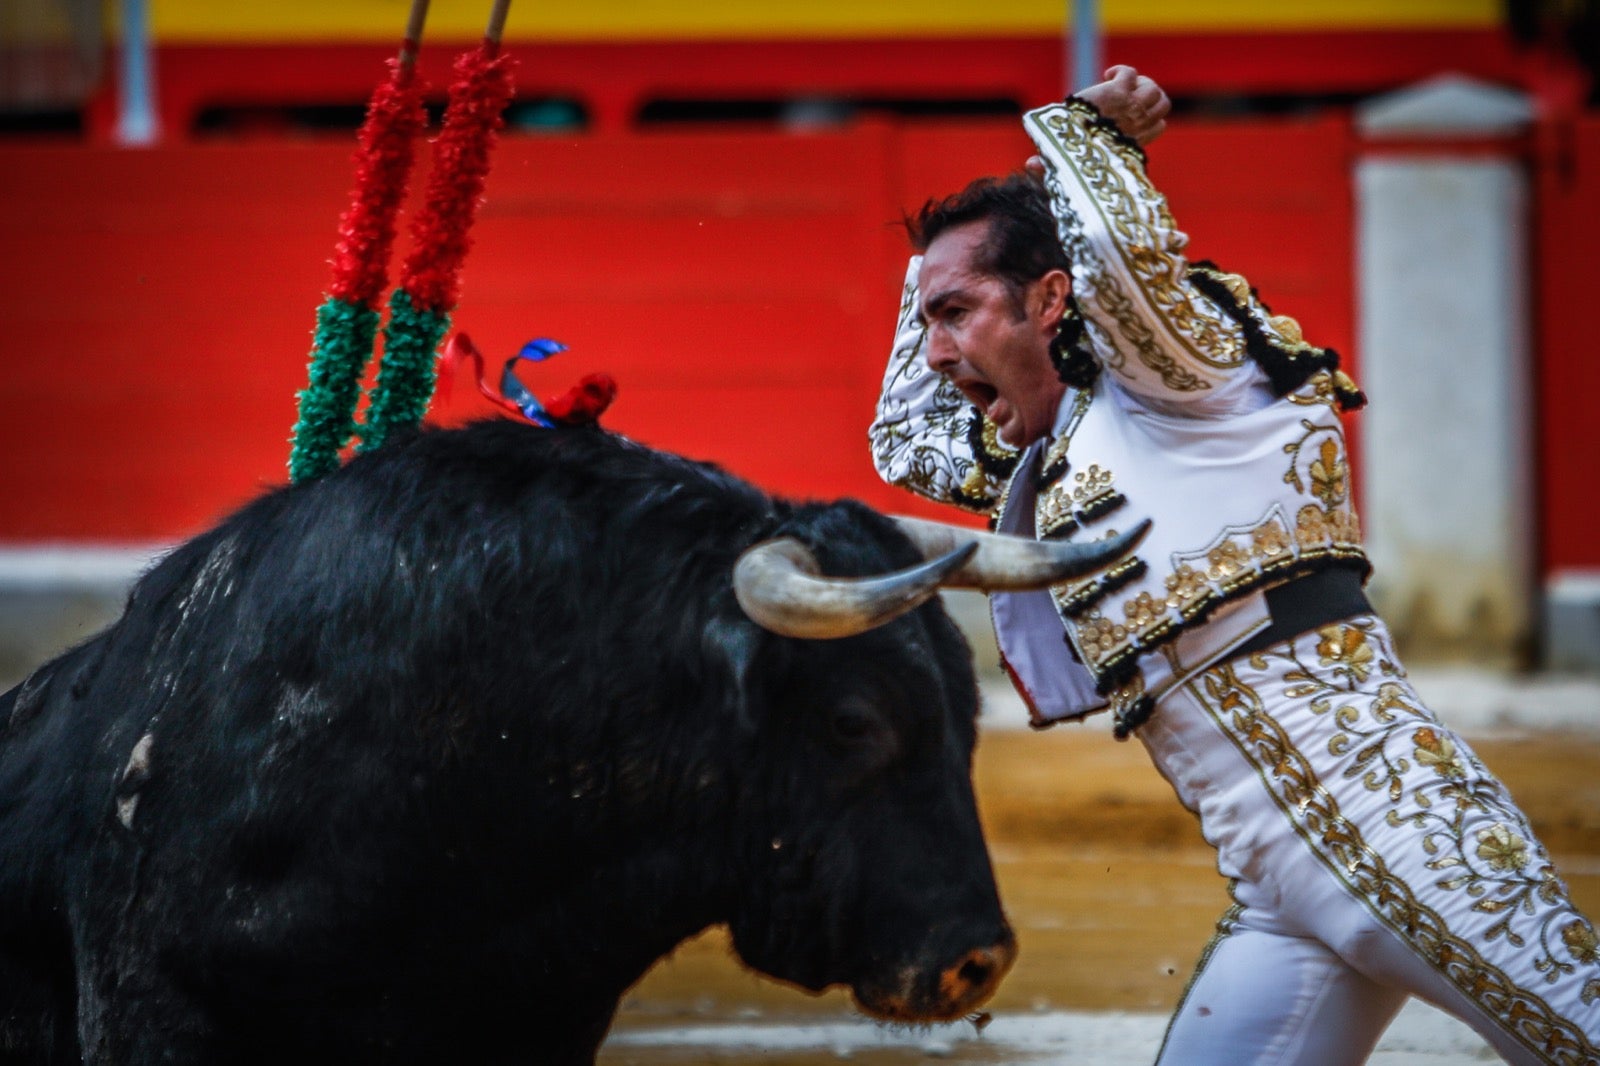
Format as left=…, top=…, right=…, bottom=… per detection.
left=135, top=0, right=1499, bottom=43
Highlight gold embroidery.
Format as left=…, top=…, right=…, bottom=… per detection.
left=1063, top=507, right=1366, bottom=681
left=1078, top=613, right=1127, bottom=656
left=1122, top=590, right=1167, bottom=629
left=1073, top=464, right=1113, bottom=499
left=1032, top=391, right=1092, bottom=535
left=1295, top=504, right=1362, bottom=550
left=1191, top=638, right=1600, bottom=1063
left=1035, top=416, right=1124, bottom=541
left=1206, top=540, right=1250, bottom=580
left=1251, top=521, right=1292, bottom=560
left=1165, top=564, right=1210, bottom=608
left=958, top=463, right=996, bottom=505
left=1308, top=439, right=1348, bottom=510
left=1314, top=624, right=1375, bottom=683
left=990, top=465, right=1019, bottom=531
left=1107, top=673, right=1148, bottom=722
left=1034, top=109, right=1245, bottom=388
left=1056, top=389, right=1094, bottom=448
left=977, top=417, right=1011, bottom=462
left=1036, top=486, right=1078, bottom=540
left=1267, top=314, right=1317, bottom=354
left=1056, top=554, right=1147, bottom=619
left=1413, top=727, right=1467, bottom=780
left=1008, top=304, right=1366, bottom=687
left=1034, top=463, right=1124, bottom=531
left=1189, top=262, right=1354, bottom=398
left=1565, top=921, right=1598, bottom=965
left=1212, top=270, right=1252, bottom=305
left=1475, top=824, right=1531, bottom=873
left=1039, top=389, right=1092, bottom=486
left=1289, top=370, right=1341, bottom=408
left=1283, top=418, right=1350, bottom=505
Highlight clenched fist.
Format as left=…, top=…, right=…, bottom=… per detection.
left=1074, top=65, right=1171, bottom=146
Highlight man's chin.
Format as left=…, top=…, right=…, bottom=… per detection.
left=993, top=416, right=1026, bottom=449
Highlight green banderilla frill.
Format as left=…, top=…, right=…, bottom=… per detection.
left=359, top=288, right=450, bottom=454
left=289, top=297, right=383, bottom=483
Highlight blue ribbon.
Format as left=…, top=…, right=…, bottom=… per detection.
left=498, top=337, right=569, bottom=428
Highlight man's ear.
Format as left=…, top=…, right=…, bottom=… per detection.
left=1033, top=269, right=1072, bottom=325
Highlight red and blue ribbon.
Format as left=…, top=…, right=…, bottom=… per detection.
left=442, top=332, right=617, bottom=427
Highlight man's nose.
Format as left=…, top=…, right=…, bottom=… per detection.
left=925, top=332, right=958, bottom=373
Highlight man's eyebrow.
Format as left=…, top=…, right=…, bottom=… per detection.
left=921, top=287, right=965, bottom=316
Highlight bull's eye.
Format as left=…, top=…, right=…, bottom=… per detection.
left=830, top=705, right=876, bottom=742
left=816, top=697, right=901, bottom=779
left=827, top=699, right=895, bottom=759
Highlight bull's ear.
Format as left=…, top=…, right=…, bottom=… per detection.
left=701, top=612, right=768, bottom=731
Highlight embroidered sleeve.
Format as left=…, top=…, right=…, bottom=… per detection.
left=868, top=256, right=1018, bottom=513
left=1024, top=100, right=1294, bottom=410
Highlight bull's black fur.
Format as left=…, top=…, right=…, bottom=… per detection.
left=0, top=422, right=1008, bottom=1065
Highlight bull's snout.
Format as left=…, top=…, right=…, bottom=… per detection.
left=854, top=931, right=1018, bottom=1023
left=937, top=941, right=1016, bottom=1016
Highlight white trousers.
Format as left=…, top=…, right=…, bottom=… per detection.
left=1137, top=616, right=1599, bottom=1065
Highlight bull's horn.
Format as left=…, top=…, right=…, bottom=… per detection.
left=733, top=538, right=979, bottom=640
left=891, top=516, right=1151, bottom=591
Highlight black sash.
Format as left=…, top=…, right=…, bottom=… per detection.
left=1232, top=567, right=1374, bottom=659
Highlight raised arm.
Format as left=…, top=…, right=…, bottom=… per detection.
left=868, top=257, right=1018, bottom=513
left=1024, top=68, right=1269, bottom=412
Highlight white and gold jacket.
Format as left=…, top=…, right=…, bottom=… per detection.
left=869, top=99, right=1368, bottom=735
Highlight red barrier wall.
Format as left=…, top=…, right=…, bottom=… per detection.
left=1535, top=116, right=1600, bottom=574
left=2, top=117, right=1354, bottom=546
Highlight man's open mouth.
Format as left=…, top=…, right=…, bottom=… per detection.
left=956, top=380, right=998, bottom=414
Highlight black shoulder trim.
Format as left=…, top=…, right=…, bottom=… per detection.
left=1039, top=491, right=1128, bottom=543
left=952, top=487, right=998, bottom=513
left=1187, top=262, right=1366, bottom=413
left=965, top=410, right=1020, bottom=481
left=1051, top=296, right=1101, bottom=390
left=1112, top=695, right=1155, bottom=741
left=1041, top=518, right=1079, bottom=541
left=1039, top=451, right=1071, bottom=489
left=1057, top=555, right=1148, bottom=616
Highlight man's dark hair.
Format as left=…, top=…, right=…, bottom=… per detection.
left=907, top=173, right=1070, bottom=305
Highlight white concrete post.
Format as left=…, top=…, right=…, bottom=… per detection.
left=1355, top=75, right=1535, bottom=664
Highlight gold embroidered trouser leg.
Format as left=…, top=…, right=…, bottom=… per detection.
left=1141, top=616, right=1600, bottom=1065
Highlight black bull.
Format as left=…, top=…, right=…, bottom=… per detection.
left=0, top=421, right=1137, bottom=1064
